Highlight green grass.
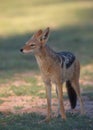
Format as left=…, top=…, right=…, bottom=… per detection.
left=83, top=92, right=93, bottom=101
left=0, top=99, right=4, bottom=105
left=14, top=106, right=24, bottom=111
left=9, top=85, right=44, bottom=97
left=0, top=113, right=93, bottom=130
left=0, top=76, right=45, bottom=97
left=0, top=0, right=93, bottom=35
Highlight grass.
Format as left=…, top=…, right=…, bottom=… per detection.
left=0, top=0, right=93, bottom=129
left=14, top=106, right=24, bottom=111
left=0, top=0, right=93, bottom=35
left=0, top=113, right=93, bottom=130
left=0, top=75, right=45, bottom=97
left=83, top=92, right=93, bottom=101
left=0, top=99, right=4, bottom=105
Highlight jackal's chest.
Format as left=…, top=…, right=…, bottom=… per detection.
left=41, top=63, right=57, bottom=75
left=41, top=63, right=62, bottom=82
left=37, top=56, right=59, bottom=74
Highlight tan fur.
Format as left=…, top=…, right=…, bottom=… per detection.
left=20, top=27, right=85, bottom=122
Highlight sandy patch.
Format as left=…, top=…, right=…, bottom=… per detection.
left=0, top=95, right=93, bottom=118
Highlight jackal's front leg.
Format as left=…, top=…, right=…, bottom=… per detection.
left=57, top=84, right=66, bottom=120
left=39, top=81, right=52, bottom=123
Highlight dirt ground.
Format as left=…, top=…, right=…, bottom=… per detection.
left=0, top=95, right=93, bottom=118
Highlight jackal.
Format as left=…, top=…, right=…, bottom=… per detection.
left=20, top=27, right=84, bottom=122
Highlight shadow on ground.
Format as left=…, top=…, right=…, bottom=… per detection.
left=0, top=112, right=93, bottom=130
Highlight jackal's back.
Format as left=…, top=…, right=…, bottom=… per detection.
left=57, top=51, right=76, bottom=69
left=56, top=51, right=80, bottom=82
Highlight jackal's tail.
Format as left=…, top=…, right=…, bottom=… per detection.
left=66, top=81, right=77, bottom=109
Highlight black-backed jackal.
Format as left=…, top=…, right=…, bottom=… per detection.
left=20, top=27, right=85, bottom=122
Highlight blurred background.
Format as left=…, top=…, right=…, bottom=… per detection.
left=0, top=0, right=93, bottom=111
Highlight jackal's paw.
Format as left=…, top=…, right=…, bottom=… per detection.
left=52, top=113, right=60, bottom=118
left=80, top=109, right=86, bottom=115
left=72, top=109, right=79, bottom=114
left=38, top=117, right=51, bottom=124
left=71, top=109, right=85, bottom=115
left=61, top=115, right=66, bottom=120
left=68, top=109, right=79, bottom=115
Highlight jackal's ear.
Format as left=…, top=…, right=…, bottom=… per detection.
left=34, top=29, right=43, bottom=38
left=40, top=27, right=50, bottom=44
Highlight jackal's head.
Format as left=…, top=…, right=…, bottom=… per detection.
left=20, top=27, right=50, bottom=53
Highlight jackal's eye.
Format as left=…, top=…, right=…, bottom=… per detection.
left=30, top=44, right=35, bottom=47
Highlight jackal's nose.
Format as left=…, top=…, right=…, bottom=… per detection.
left=20, top=49, right=23, bottom=52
